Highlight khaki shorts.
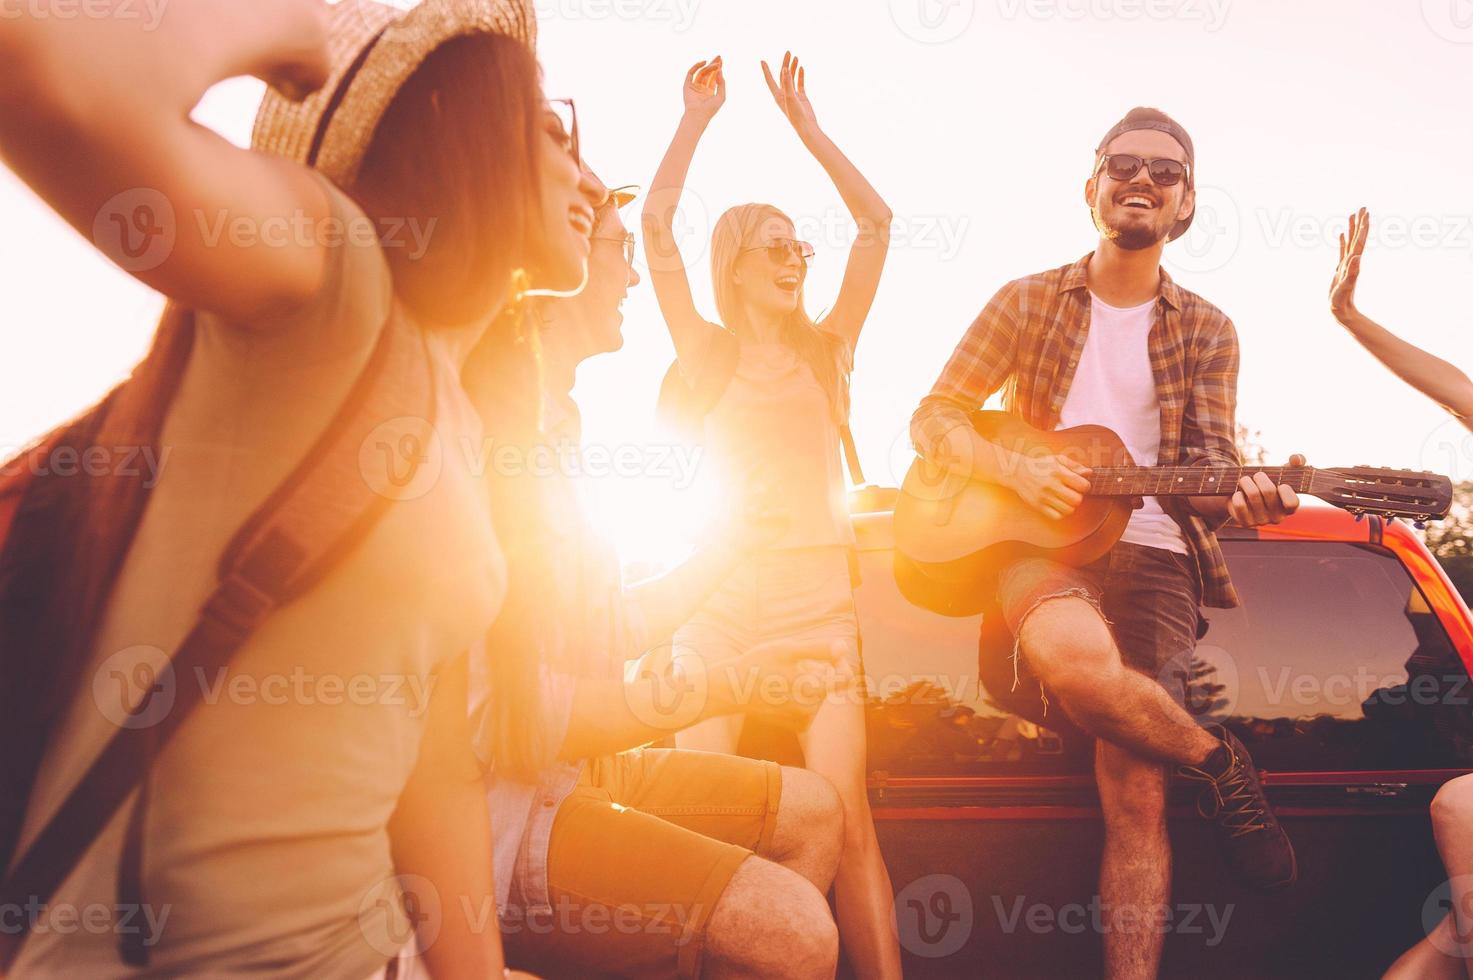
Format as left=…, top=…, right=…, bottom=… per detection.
left=673, top=545, right=861, bottom=672
left=502, top=748, right=783, bottom=980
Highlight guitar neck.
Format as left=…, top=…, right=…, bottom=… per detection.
left=1087, top=466, right=1313, bottom=497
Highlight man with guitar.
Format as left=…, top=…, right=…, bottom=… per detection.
left=910, top=108, right=1303, bottom=980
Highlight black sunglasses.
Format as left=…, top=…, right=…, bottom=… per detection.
left=1096, top=153, right=1191, bottom=187
left=740, top=238, right=816, bottom=266
left=548, top=98, right=580, bottom=167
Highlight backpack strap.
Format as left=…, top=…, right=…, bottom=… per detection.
left=655, top=328, right=740, bottom=441
left=0, top=310, right=437, bottom=973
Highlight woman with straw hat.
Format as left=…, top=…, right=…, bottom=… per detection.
left=0, top=0, right=597, bottom=976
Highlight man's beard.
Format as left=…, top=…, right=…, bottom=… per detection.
left=1092, top=206, right=1169, bottom=250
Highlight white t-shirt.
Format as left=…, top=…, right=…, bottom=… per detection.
left=1057, top=293, right=1188, bottom=555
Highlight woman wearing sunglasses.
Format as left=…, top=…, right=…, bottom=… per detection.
left=643, top=52, right=901, bottom=979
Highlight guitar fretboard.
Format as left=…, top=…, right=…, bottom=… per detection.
left=1086, top=466, right=1313, bottom=497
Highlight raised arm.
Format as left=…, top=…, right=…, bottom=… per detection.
left=761, top=52, right=891, bottom=348
left=642, top=57, right=729, bottom=369
left=0, top=0, right=336, bottom=322
left=1331, top=208, right=1473, bottom=427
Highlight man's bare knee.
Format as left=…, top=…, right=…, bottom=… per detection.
left=770, top=766, right=843, bottom=891
left=1018, top=597, right=1117, bottom=693
left=1431, top=774, right=1473, bottom=835
left=704, top=858, right=838, bottom=979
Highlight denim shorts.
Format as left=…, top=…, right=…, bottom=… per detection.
left=996, top=541, right=1205, bottom=706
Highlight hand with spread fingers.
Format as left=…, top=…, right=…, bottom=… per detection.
left=682, top=55, right=725, bottom=123
left=1229, top=454, right=1305, bottom=527
left=761, top=51, right=820, bottom=142
left=1330, top=207, right=1369, bottom=324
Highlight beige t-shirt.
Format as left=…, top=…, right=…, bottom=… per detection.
left=11, top=179, right=506, bottom=978
left=702, top=339, right=856, bottom=551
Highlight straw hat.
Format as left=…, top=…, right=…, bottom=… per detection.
left=252, top=0, right=537, bottom=186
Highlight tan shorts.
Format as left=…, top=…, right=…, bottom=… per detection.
left=673, top=545, right=861, bottom=672
left=502, top=748, right=783, bottom=980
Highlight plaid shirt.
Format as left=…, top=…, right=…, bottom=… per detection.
left=911, top=254, right=1242, bottom=608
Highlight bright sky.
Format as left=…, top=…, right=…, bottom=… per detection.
left=4, top=0, right=1472, bottom=565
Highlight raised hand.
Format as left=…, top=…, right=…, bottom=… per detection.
left=761, top=51, right=820, bottom=141
left=1330, top=208, right=1370, bottom=324
left=682, top=56, right=725, bottom=123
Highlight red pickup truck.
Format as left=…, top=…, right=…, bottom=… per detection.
left=745, top=496, right=1473, bottom=979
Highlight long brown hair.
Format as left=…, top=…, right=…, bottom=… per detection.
left=352, top=33, right=541, bottom=327
left=354, top=32, right=558, bottom=779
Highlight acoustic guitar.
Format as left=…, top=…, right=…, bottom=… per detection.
left=893, top=411, right=1454, bottom=617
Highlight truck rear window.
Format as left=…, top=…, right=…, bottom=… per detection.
left=858, top=539, right=1473, bottom=776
